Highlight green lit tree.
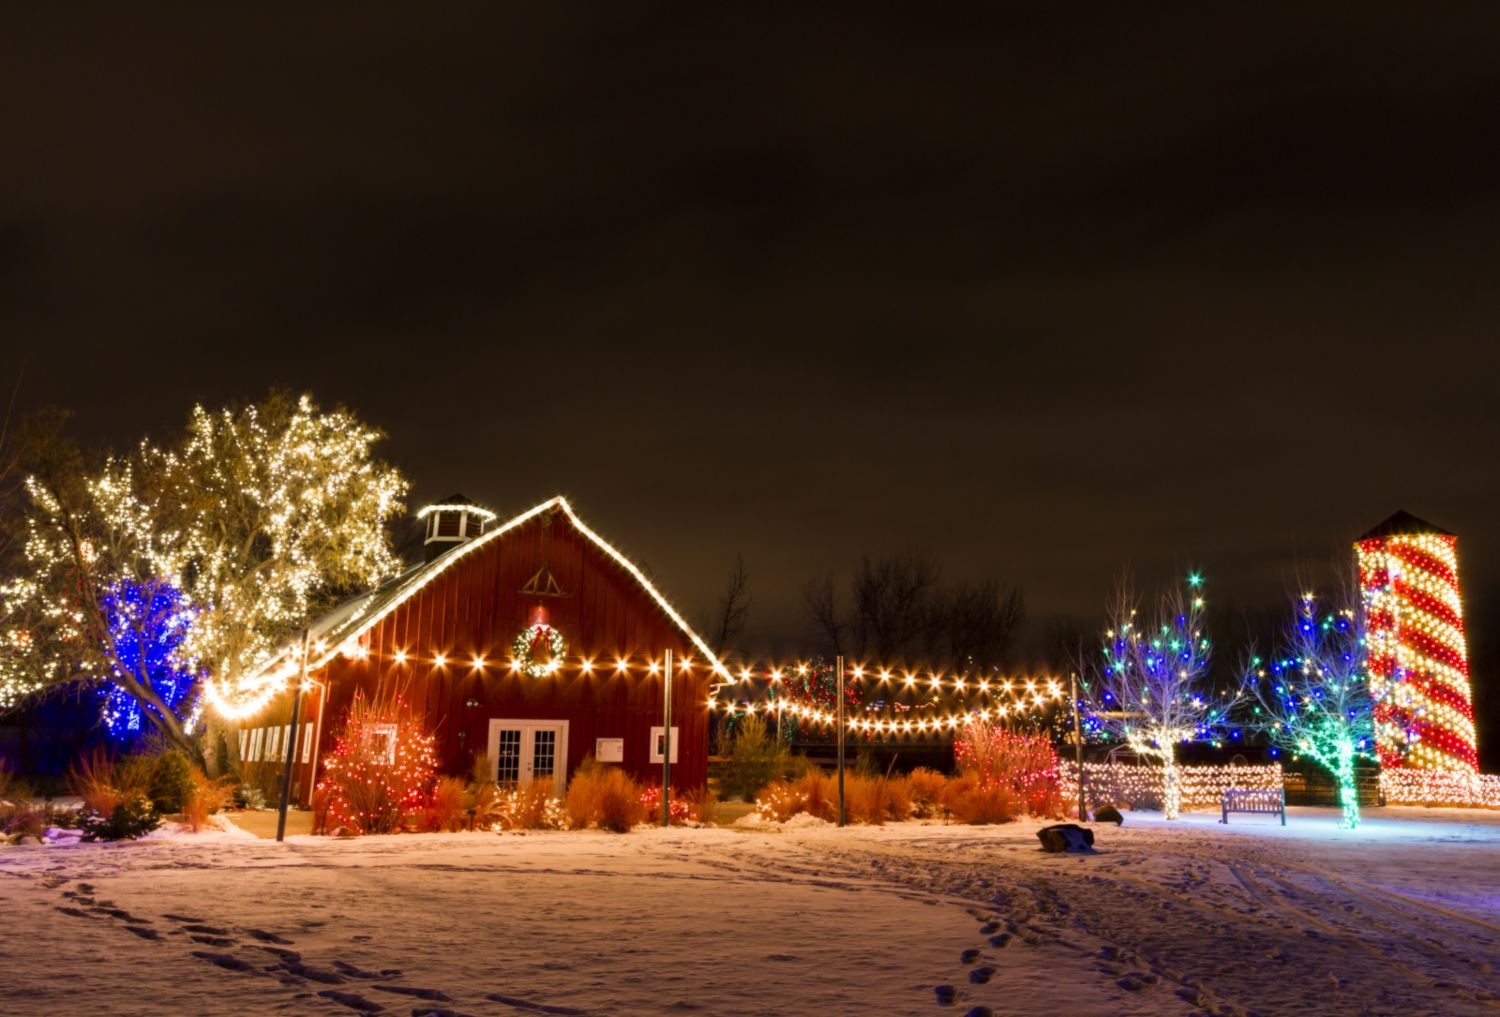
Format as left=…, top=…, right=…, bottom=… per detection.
left=1240, top=592, right=1374, bottom=829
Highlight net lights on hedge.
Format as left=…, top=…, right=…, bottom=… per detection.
left=1059, top=760, right=1283, bottom=811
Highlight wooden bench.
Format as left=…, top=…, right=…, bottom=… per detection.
left=1220, top=788, right=1285, bottom=825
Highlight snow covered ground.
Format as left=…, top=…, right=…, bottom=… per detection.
left=3, top=806, right=1499, bottom=1016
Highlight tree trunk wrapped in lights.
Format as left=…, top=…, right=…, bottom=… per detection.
left=1240, top=592, right=1375, bottom=830
left=1081, top=577, right=1223, bottom=820
left=0, top=393, right=407, bottom=758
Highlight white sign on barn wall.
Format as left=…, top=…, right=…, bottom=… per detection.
left=595, top=737, right=624, bottom=762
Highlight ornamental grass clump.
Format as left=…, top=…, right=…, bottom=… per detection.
left=682, top=786, right=718, bottom=824
left=564, top=758, right=646, bottom=832
left=68, top=749, right=154, bottom=816
left=419, top=776, right=470, bottom=832
left=182, top=768, right=234, bottom=833
left=904, top=767, right=950, bottom=819
left=756, top=771, right=913, bottom=825
left=476, top=782, right=566, bottom=831
left=940, top=774, right=1019, bottom=825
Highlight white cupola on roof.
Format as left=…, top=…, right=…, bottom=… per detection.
left=417, top=494, right=496, bottom=562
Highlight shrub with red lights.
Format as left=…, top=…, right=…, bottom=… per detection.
left=316, top=689, right=436, bottom=834
left=953, top=721, right=1065, bottom=818
left=639, top=783, right=693, bottom=825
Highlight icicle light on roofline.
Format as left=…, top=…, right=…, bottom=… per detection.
left=415, top=503, right=499, bottom=521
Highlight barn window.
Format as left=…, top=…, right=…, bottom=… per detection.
left=649, top=726, right=679, bottom=765
left=362, top=723, right=398, bottom=764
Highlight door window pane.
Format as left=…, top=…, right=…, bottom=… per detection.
left=496, top=729, right=522, bottom=786
left=532, top=729, right=557, bottom=782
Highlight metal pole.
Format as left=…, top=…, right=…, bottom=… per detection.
left=662, top=648, right=673, bottom=826
left=836, top=655, right=846, bottom=827
left=276, top=628, right=310, bottom=843
left=1071, top=671, right=1086, bottom=822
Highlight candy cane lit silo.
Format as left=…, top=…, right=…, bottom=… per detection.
left=1355, top=511, right=1477, bottom=773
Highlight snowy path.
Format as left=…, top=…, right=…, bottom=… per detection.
left=2, top=808, right=1499, bottom=1016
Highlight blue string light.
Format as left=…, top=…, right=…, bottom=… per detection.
left=98, top=580, right=201, bottom=741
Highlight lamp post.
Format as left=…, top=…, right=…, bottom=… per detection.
left=662, top=648, right=673, bottom=827
left=1071, top=671, right=1086, bottom=822
left=276, top=628, right=310, bottom=843
left=836, top=655, right=846, bottom=827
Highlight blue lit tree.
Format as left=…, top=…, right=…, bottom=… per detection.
left=1082, top=575, right=1224, bottom=819
left=1240, top=593, right=1374, bottom=829
left=97, top=579, right=201, bottom=742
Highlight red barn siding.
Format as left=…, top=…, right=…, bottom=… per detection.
left=279, top=508, right=711, bottom=805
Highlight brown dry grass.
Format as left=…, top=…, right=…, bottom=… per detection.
left=564, top=763, right=646, bottom=832
left=683, top=786, right=718, bottom=824
left=68, top=749, right=153, bottom=815
left=508, top=782, right=564, bottom=829
left=905, top=767, right=949, bottom=818
left=419, top=776, right=469, bottom=832
left=940, top=774, right=1019, bottom=824
left=753, top=772, right=916, bottom=825
left=881, top=775, right=913, bottom=822
left=183, top=769, right=235, bottom=833
left=793, top=771, right=837, bottom=821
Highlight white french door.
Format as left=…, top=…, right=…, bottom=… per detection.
left=487, top=719, right=569, bottom=795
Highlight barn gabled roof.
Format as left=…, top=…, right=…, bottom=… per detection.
left=212, top=497, right=725, bottom=718
left=1357, top=510, right=1455, bottom=541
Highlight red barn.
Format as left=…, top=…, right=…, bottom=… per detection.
left=234, top=496, right=721, bottom=805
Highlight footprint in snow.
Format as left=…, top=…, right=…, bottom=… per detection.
left=332, top=960, right=385, bottom=979
left=124, top=926, right=162, bottom=941
left=190, top=935, right=235, bottom=947
left=163, top=913, right=207, bottom=923
left=487, top=992, right=586, bottom=1015
left=276, top=960, right=347, bottom=984
left=255, top=945, right=301, bottom=961
left=315, top=989, right=384, bottom=1012
left=246, top=928, right=293, bottom=944
left=192, top=951, right=257, bottom=973
left=371, top=984, right=452, bottom=1002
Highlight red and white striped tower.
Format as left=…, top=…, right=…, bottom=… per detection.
left=1355, top=511, right=1477, bottom=773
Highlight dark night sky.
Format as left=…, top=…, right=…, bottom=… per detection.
left=4, top=7, right=1500, bottom=681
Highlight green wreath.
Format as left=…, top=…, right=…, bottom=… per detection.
left=512, top=623, right=566, bottom=678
